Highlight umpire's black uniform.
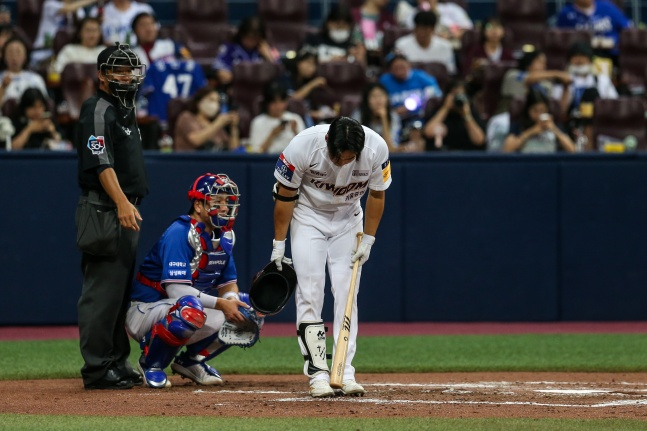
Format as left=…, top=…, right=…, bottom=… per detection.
left=76, top=87, right=147, bottom=389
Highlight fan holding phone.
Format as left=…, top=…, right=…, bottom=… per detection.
left=9, top=88, right=66, bottom=150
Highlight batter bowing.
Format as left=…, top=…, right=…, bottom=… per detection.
left=270, top=116, right=392, bottom=398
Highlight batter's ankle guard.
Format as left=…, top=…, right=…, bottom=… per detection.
left=297, top=321, right=332, bottom=378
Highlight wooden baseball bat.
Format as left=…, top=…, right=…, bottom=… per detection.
left=330, top=232, right=363, bottom=389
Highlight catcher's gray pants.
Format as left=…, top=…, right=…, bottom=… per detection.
left=77, top=225, right=139, bottom=386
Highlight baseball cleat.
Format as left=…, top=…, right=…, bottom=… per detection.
left=137, top=360, right=171, bottom=389
left=340, top=380, right=366, bottom=396
left=171, top=354, right=224, bottom=386
left=309, top=380, right=335, bottom=398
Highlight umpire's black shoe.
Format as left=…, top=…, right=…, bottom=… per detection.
left=119, top=362, right=143, bottom=386
left=84, top=368, right=135, bottom=390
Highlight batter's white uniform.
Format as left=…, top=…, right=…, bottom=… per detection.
left=274, top=124, right=392, bottom=383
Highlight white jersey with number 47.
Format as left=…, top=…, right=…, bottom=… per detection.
left=274, top=125, right=392, bottom=212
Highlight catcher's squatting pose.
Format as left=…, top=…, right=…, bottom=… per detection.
left=125, top=173, right=263, bottom=389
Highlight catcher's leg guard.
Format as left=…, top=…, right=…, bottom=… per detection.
left=140, top=296, right=206, bottom=388
left=297, top=321, right=330, bottom=378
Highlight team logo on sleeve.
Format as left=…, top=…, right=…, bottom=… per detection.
left=87, top=135, right=105, bottom=155
left=275, top=153, right=296, bottom=182
left=381, top=159, right=391, bottom=183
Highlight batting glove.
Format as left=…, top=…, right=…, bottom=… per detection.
left=271, top=239, right=292, bottom=271
left=351, top=234, right=375, bottom=267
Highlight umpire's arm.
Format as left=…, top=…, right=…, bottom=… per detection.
left=273, top=183, right=298, bottom=241
left=364, top=189, right=385, bottom=236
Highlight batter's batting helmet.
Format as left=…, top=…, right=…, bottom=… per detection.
left=249, top=261, right=297, bottom=316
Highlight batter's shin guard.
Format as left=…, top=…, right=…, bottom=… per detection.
left=297, top=321, right=330, bottom=378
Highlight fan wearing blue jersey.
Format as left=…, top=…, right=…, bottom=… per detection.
left=125, top=173, right=254, bottom=389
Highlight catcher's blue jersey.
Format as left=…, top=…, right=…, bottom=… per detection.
left=131, top=215, right=237, bottom=303
left=140, top=59, right=206, bottom=122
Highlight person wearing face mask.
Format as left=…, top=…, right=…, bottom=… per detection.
left=174, top=87, right=240, bottom=152
left=302, top=4, right=365, bottom=64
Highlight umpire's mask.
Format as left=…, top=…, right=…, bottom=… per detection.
left=98, top=42, right=146, bottom=111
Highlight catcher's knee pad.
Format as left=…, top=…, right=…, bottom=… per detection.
left=142, top=296, right=206, bottom=370
left=297, top=321, right=330, bottom=378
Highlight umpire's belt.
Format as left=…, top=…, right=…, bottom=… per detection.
left=82, top=189, right=142, bottom=206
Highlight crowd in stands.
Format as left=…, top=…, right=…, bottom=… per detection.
left=0, top=0, right=644, bottom=153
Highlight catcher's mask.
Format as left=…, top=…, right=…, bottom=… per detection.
left=98, top=42, right=146, bottom=111
left=188, top=173, right=240, bottom=230
left=249, top=261, right=297, bottom=316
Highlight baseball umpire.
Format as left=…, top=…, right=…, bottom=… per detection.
left=76, top=42, right=148, bottom=389
left=271, top=116, right=392, bottom=397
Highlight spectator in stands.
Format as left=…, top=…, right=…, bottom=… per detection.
left=503, top=89, right=576, bottom=153
left=0, top=37, right=48, bottom=103
left=98, top=0, right=154, bottom=45
left=422, top=79, right=485, bottom=151
left=302, top=4, right=366, bottom=64
left=131, top=12, right=191, bottom=68
left=500, top=48, right=572, bottom=111
left=248, top=81, right=305, bottom=153
left=10, top=88, right=63, bottom=150
left=212, top=16, right=279, bottom=87
left=352, top=82, right=401, bottom=152
left=379, top=53, right=443, bottom=126
left=396, top=0, right=473, bottom=45
left=394, top=11, right=457, bottom=75
left=556, top=0, right=630, bottom=61
left=31, top=0, right=99, bottom=67
left=351, top=0, right=395, bottom=66
left=173, top=86, right=240, bottom=152
left=463, top=16, right=514, bottom=74
left=284, top=48, right=332, bottom=127
left=52, top=17, right=105, bottom=75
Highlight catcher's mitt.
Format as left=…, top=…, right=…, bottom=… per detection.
left=217, top=306, right=264, bottom=348
left=249, top=260, right=297, bottom=316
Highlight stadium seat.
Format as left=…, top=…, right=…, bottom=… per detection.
left=177, top=0, right=228, bottom=25
left=480, top=61, right=516, bottom=120
left=317, top=61, right=367, bottom=98
left=258, top=0, right=309, bottom=54
left=174, top=23, right=235, bottom=66
left=618, top=28, right=647, bottom=93
left=543, top=29, right=592, bottom=71
left=16, top=0, right=44, bottom=47
left=497, top=0, right=546, bottom=51
left=339, top=93, right=362, bottom=117
left=286, top=98, right=308, bottom=124
left=59, top=63, right=99, bottom=121
left=424, top=97, right=442, bottom=119
left=166, top=97, right=190, bottom=145
left=1, top=98, right=18, bottom=119
left=230, top=62, right=283, bottom=123
left=382, top=26, right=413, bottom=57
left=53, top=28, right=75, bottom=56
left=592, top=97, right=646, bottom=150
left=410, top=61, right=450, bottom=93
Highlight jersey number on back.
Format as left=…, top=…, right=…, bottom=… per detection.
left=162, top=73, right=194, bottom=98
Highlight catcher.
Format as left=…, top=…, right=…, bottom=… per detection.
left=125, top=173, right=263, bottom=389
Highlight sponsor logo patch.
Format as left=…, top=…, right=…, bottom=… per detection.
left=352, top=170, right=369, bottom=177
left=87, top=135, right=105, bottom=155
left=381, top=159, right=391, bottom=183
left=309, top=169, right=327, bottom=176
left=275, top=153, right=295, bottom=182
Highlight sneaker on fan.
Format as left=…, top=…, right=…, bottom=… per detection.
left=171, top=353, right=224, bottom=386
left=341, top=380, right=366, bottom=396
left=137, top=358, right=171, bottom=389
left=309, top=379, right=335, bottom=398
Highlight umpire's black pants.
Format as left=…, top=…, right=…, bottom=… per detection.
left=77, top=224, right=139, bottom=386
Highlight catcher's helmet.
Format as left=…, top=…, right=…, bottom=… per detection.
left=188, top=173, right=240, bottom=230
left=98, top=42, right=146, bottom=111
left=249, top=261, right=297, bottom=316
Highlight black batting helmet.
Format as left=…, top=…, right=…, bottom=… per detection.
left=249, top=261, right=297, bottom=316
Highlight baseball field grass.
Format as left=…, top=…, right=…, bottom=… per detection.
left=1, top=333, right=647, bottom=430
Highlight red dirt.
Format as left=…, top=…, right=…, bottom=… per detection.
left=2, top=372, right=647, bottom=419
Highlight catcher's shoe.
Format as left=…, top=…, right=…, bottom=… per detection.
left=340, top=380, right=366, bottom=396
left=137, top=359, right=171, bottom=389
left=171, top=353, right=224, bottom=386
left=309, top=380, right=335, bottom=398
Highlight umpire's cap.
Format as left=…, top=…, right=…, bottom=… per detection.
left=249, top=261, right=297, bottom=316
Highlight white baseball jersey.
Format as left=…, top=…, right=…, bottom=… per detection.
left=274, top=125, right=392, bottom=212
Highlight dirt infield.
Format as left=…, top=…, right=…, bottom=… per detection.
left=2, top=372, right=647, bottom=419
